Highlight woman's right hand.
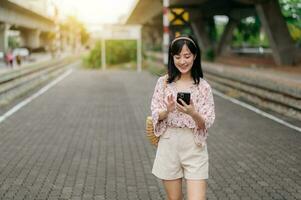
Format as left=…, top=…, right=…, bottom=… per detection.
left=164, top=94, right=176, bottom=113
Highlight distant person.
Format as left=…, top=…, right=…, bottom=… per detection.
left=5, top=50, right=14, bottom=68
left=16, top=54, right=22, bottom=66
left=150, top=35, right=215, bottom=200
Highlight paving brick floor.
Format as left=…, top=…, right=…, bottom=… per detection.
left=0, top=66, right=300, bottom=200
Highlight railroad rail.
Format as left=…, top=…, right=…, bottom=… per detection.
left=0, top=55, right=79, bottom=107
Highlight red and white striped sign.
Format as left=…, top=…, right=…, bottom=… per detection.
left=163, top=0, right=169, bottom=65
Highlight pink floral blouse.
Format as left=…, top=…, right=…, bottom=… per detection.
left=151, top=75, right=215, bottom=147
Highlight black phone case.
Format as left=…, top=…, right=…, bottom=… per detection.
left=177, top=92, right=190, bottom=105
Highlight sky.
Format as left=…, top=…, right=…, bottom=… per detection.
left=53, top=0, right=136, bottom=25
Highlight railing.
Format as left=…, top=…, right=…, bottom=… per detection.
left=0, top=55, right=79, bottom=107
left=230, top=47, right=272, bottom=55
left=145, top=51, right=301, bottom=120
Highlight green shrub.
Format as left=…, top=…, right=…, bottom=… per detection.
left=83, top=40, right=137, bottom=69
left=106, top=40, right=137, bottom=65
left=204, top=48, right=215, bottom=61
left=83, top=41, right=101, bottom=68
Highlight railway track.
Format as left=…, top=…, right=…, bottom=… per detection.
left=0, top=56, right=79, bottom=107
left=204, top=70, right=301, bottom=120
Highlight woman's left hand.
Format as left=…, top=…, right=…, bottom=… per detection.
left=176, top=99, right=196, bottom=116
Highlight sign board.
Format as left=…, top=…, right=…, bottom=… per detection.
left=102, top=25, right=141, bottom=40
left=169, top=8, right=189, bottom=25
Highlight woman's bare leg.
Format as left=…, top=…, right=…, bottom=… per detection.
left=186, top=179, right=207, bottom=200
left=162, top=178, right=183, bottom=200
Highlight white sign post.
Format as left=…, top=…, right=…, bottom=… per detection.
left=101, top=25, right=142, bottom=72
left=101, top=38, right=106, bottom=70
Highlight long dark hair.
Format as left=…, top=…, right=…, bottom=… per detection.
left=167, top=35, right=203, bottom=85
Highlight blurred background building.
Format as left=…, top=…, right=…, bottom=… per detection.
left=0, top=0, right=89, bottom=61
left=9, top=0, right=54, bottom=17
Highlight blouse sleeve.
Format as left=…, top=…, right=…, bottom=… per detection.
left=150, top=76, right=168, bottom=137
left=193, top=80, right=215, bottom=140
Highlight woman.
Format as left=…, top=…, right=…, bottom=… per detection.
left=151, top=35, right=215, bottom=200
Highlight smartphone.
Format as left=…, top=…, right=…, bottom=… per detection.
left=177, top=92, right=190, bottom=106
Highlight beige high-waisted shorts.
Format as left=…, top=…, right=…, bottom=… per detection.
left=152, top=127, right=209, bottom=180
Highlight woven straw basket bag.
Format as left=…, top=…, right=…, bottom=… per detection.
left=145, top=75, right=168, bottom=147
left=145, top=116, right=159, bottom=146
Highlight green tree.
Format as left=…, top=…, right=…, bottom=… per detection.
left=61, top=16, right=90, bottom=46
left=230, top=0, right=300, bottom=47
left=83, top=41, right=101, bottom=68
left=8, top=36, right=19, bottom=49
left=232, top=16, right=266, bottom=47
left=279, top=0, right=301, bottom=44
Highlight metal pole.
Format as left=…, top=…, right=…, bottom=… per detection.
left=101, top=39, right=106, bottom=70
left=137, top=26, right=142, bottom=73
left=163, top=0, right=170, bottom=65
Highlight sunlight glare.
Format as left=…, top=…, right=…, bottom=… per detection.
left=55, top=0, right=135, bottom=25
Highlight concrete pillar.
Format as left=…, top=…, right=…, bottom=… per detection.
left=39, top=32, right=49, bottom=49
left=0, top=23, right=10, bottom=52
left=61, top=31, right=68, bottom=51
left=21, top=29, right=41, bottom=49
left=142, top=26, right=153, bottom=51
left=152, top=27, right=162, bottom=50
left=256, top=1, right=296, bottom=65
left=216, top=18, right=238, bottom=56
left=39, top=33, right=46, bottom=47
left=191, top=17, right=213, bottom=52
